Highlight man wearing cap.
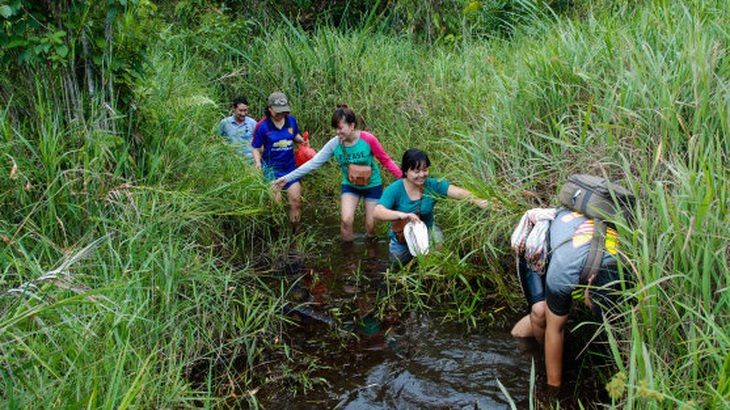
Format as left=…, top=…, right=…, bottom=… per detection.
left=218, top=96, right=257, bottom=161
left=252, top=92, right=308, bottom=231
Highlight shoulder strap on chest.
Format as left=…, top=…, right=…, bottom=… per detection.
left=580, top=219, right=605, bottom=284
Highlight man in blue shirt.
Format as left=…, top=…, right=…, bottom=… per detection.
left=218, top=96, right=257, bottom=161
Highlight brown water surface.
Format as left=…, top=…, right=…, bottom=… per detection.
left=257, top=206, right=606, bottom=409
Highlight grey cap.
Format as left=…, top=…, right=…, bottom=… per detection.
left=267, top=92, right=291, bottom=113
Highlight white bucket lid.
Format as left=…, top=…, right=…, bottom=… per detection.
left=404, top=220, right=430, bottom=256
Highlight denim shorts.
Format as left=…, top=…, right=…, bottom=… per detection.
left=263, top=166, right=300, bottom=189
left=341, top=183, right=383, bottom=202
left=517, top=256, right=545, bottom=309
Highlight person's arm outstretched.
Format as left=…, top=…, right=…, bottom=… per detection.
left=446, top=185, right=490, bottom=209
left=274, top=136, right=338, bottom=189
left=373, top=204, right=420, bottom=224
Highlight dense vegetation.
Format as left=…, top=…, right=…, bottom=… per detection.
left=1, top=0, right=728, bottom=408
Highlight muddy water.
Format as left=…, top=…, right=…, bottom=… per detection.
left=278, top=313, right=539, bottom=409
left=260, top=207, right=602, bottom=409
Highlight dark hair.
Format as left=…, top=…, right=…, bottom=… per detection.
left=331, top=103, right=358, bottom=129
left=232, top=96, right=248, bottom=108
left=400, top=148, right=430, bottom=177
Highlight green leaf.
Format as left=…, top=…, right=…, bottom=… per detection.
left=49, top=30, right=67, bottom=43
left=34, top=43, right=48, bottom=54
left=0, top=5, right=13, bottom=18
left=464, top=2, right=481, bottom=14
left=6, top=38, right=28, bottom=48
left=18, top=48, right=32, bottom=63
left=55, top=44, right=69, bottom=58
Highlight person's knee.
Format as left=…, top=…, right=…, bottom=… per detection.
left=364, top=213, right=375, bottom=231
left=511, top=314, right=533, bottom=338
left=341, top=215, right=354, bottom=228
left=288, top=194, right=301, bottom=209
left=531, top=301, right=546, bottom=323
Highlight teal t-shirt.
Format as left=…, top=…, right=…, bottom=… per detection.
left=334, top=138, right=382, bottom=188
left=377, top=178, right=450, bottom=229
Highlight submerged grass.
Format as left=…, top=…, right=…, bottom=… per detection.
left=2, top=0, right=729, bottom=407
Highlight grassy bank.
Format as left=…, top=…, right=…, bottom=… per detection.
left=0, top=40, right=296, bottom=407
left=2, top=0, right=729, bottom=407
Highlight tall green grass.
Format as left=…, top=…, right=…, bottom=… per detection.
left=200, top=1, right=730, bottom=407
left=2, top=0, right=729, bottom=407
left=0, top=40, right=304, bottom=407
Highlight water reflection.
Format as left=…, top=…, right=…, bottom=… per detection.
left=282, top=234, right=394, bottom=337
left=263, top=209, right=598, bottom=409
left=270, top=309, right=539, bottom=409
left=334, top=315, right=535, bottom=410
left=267, top=226, right=535, bottom=409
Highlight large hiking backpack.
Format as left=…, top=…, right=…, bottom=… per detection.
left=558, top=174, right=635, bottom=284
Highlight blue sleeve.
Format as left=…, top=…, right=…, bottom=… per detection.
left=282, top=137, right=338, bottom=182
left=289, top=115, right=301, bottom=137
left=251, top=121, right=265, bottom=148
left=218, top=119, right=226, bottom=136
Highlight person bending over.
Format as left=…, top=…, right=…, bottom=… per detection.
left=511, top=209, right=632, bottom=387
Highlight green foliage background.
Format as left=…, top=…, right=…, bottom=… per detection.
left=1, top=0, right=729, bottom=408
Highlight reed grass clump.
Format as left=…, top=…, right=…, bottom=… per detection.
left=2, top=0, right=729, bottom=407
left=0, top=38, right=300, bottom=407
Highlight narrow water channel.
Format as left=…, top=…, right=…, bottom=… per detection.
left=275, top=312, right=539, bottom=409
left=258, top=204, right=606, bottom=409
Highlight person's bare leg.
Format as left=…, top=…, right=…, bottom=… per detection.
left=340, top=194, right=359, bottom=241
left=363, top=199, right=378, bottom=237
left=544, top=308, right=568, bottom=387
left=272, top=187, right=282, bottom=203
left=286, top=182, right=302, bottom=231
left=511, top=314, right=534, bottom=338
left=530, top=301, right=547, bottom=343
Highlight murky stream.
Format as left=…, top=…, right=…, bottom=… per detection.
left=276, top=313, right=539, bottom=409
left=257, top=205, right=607, bottom=409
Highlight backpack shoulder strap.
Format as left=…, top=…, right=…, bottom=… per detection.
left=580, top=219, right=605, bottom=284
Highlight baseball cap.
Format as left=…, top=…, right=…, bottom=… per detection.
left=267, top=92, right=291, bottom=113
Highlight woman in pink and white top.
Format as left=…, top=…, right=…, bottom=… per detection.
left=275, top=104, right=402, bottom=241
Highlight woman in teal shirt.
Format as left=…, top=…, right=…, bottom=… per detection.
left=374, top=149, right=489, bottom=266
left=274, top=105, right=402, bottom=241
